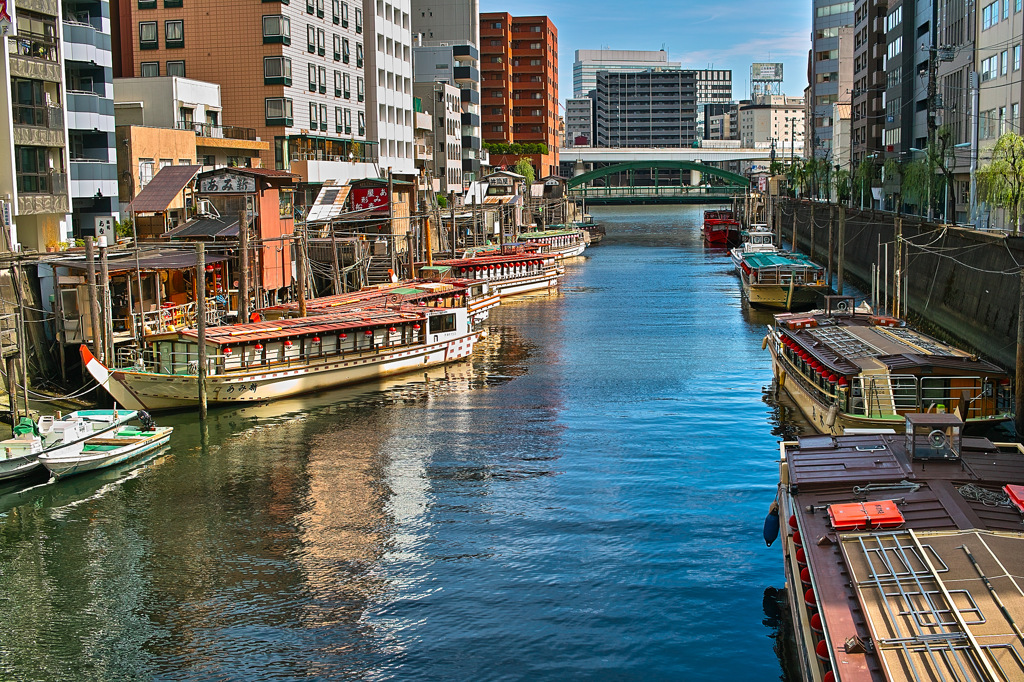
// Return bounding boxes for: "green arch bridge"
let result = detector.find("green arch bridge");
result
[566,161,749,205]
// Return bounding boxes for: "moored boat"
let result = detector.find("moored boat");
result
[83,303,479,411]
[766,296,1013,435]
[39,416,173,480]
[737,250,828,310]
[0,409,140,481]
[773,418,1024,682]
[703,209,741,246]
[431,248,563,300]
[516,228,587,260]
[729,224,777,271]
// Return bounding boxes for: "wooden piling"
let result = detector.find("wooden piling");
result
[238,209,249,324]
[85,236,102,362]
[196,243,208,419]
[450,192,457,258]
[296,231,307,317]
[99,239,114,366]
[6,356,18,423]
[329,223,342,295]
[827,206,834,289]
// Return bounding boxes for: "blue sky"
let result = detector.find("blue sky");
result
[479,0,812,103]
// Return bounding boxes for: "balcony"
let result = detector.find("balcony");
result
[70,158,118,199]
[453,66,479,83]
[177,121,258,141]
[63,21,113,67]
[17,170,70,215]
[67,91,115,132]
[452,44,479,62]
[462,88,481,104]
[461,112,480,127]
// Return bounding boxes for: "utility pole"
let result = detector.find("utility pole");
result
[85,236,102,362]
[99,238,114,366]
[238,210,249,324]
[295,231,307,317]
[449,191,456,258]
[837,205,846,295]
[1017,269,1024,438]
[329,223,342,295]
[969,71,980,228]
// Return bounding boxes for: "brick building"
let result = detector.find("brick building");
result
[479,12,559,177]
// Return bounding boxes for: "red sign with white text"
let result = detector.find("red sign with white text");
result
[352,187,390,212]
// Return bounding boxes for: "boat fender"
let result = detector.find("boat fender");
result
[763,500,780,547]
[778,370,786,388]
[825,403,839,429]
[761,335,769,351]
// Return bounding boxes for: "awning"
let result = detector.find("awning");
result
[55,250,231,274]
[306,182,352,223]
[162,216,240,239]
[128,165,203,212]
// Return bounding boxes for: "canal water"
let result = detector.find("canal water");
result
[0,205,795,681]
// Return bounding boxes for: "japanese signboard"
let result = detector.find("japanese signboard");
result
[489,176,513,186]
[351,187,390,212]
[750,63,784,82]
[94,215,113,237]
[199,173,257,194]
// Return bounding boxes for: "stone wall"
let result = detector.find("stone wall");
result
[780,200,1022,371]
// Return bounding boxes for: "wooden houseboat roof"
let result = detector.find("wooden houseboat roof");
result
[162,305,442,346]
[783,433,1024,681]
[776,313,1007,376]
[433,253,548,267]
[517,229,581,239]
[258,282,472,319]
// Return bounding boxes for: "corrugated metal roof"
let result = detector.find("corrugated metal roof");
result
[55,250,230,274]
[128,165,202,212]
[162,216,240,239]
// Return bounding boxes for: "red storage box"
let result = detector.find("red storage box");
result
[1005,484,1024,514]
[828,500,905,531]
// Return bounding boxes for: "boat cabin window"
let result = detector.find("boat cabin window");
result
[429,314,456,334]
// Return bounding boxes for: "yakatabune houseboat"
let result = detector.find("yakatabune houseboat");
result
[516,228,587,260]
[703,209,741,246]
[738,250,828,310]
[83,304,478,411]
[765,297,1012,436]
[770,415,1024,682]
[431,248,562,299]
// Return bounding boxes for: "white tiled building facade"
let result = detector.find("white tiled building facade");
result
[365,0,416,175]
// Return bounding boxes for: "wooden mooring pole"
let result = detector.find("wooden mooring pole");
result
[1016,268,1024,438]
[296,231,307,317]
[99,239,114,366]
[837,206,846,295]
[85,236,102,362]
[238,210,250,324]
[196,243,208,419]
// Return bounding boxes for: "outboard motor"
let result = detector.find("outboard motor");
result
[138,410,156,431]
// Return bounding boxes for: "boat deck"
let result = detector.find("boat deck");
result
[783,433,1024,681]
[744,251,821,269]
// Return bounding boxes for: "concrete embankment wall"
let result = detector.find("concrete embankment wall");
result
[781,200,1022,371]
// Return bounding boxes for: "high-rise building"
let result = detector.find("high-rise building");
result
[411,0,483,183]
[705,103,739,141]
[851,0,886,167]
[479,12,559,177]
[882,1,934,160]
[413,80,462,193]
[65,0,119,238]
[111,0,382,184]
[809,0,855,158]
[564,97,594,146]
[738,95,806,151]
[935,0,974,222]
[976,0,1022,228]
[572,49,679,98]
[693,69,732,141]
[365,0,416,176]
[593,70,697,148]
[3,3,73,250]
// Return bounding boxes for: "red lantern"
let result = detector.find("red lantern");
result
[339,333,347,339]
[312,336,321,343]
[284,340,293,347]
[388,327,397,332]
[365,329,373,336]
[413,323,420,330]
[838,376,848,386]
[254,343,263,351]
[205,264,214,272]
[224,347,232,355]
[214,263,222,271]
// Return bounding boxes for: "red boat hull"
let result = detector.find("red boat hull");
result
[703,221,741,246]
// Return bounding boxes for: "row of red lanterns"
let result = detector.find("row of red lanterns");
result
[780,336,848,386]
[223,324,421,355]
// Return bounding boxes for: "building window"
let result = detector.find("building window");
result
[332,0,339,23]
[334,70,342,96]
[343,72,350,98]
[139,21,158,49]
[356,42,362,67]
[982,1,998,29]
[138,0,156,8]
[342,37,350,63]
[310,102,318,128]
[309,63,316,91]
[344,108,352,133]
[266,97,294,126]
[358,111,365,135]
[262,15,290,44]
[15,147,54,194]
[982,55,999,81]
[166,60,185,77]
[307,24,315,52]
[357,76,364,101]
[264,56,292,85]
[139,158,155,187]
[140,61,159,77]
[317,28,325,56]
[341,1,349,26]
[306,0,313,12]
[333,34,341,60]
[165,20,183,48]
[354,7,362,32]
[320,104,328,131]
[164,0,182,8]
[1015,45,1022,71]
[316,0,324,18]
[318,66,326,93]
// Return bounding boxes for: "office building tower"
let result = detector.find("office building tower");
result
[593,70,697,147]
[572,49,679,99]
[810,0,855,158]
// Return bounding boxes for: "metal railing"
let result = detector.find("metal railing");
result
[848,374,997,419]
[290,148,378,164]
[176,121,257,141]
[13,104,64,129]
[131,299,220,336]
[17,170,67,195]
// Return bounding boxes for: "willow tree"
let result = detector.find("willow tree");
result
[977,132,1024,234]
[514,158,536,185]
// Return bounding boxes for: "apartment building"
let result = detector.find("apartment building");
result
[113,0,377,184]
[365,0,416,176]
[479,12,559,177]
[564,97,594,146]
[851,0,886,167]
[65,0,119,238]
[976,0,1023,228]
[882,0,934,161]
[810,0,855,158]
[3,1,73,251]
[572,49,679,99]
[413,81,461,193]
[411,0,483,182]
[739,95,806,150]
[694,69,733,141]
[936,0,975,222]
[593,70,698,148]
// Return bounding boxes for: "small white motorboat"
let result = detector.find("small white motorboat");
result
[39,414,173,480]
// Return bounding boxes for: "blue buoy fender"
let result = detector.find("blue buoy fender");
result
[763,500,781,547]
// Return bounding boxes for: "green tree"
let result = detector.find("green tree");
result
[514,158,536,185]
[977,132,1024,234]
[854,158,880,208]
